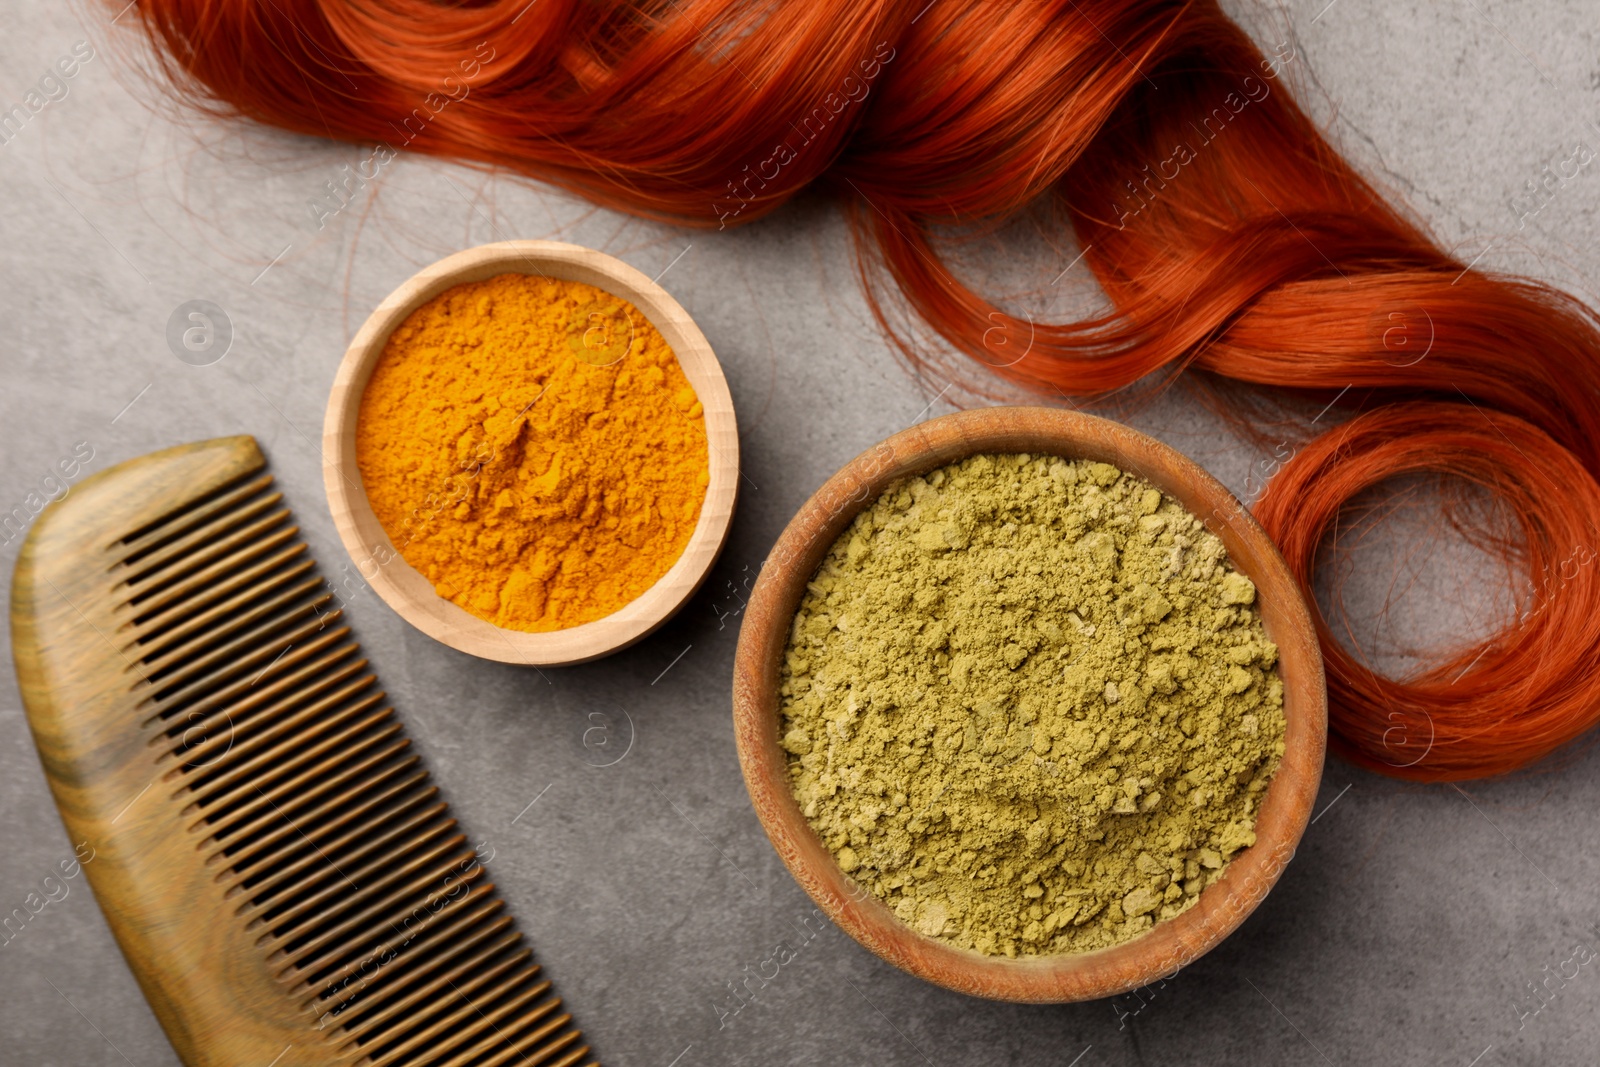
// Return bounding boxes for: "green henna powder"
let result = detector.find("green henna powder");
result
[779,452,1286,957]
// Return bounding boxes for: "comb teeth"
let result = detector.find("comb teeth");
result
[97,466,594,1067]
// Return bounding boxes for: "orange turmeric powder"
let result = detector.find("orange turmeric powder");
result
[356,272,709,632]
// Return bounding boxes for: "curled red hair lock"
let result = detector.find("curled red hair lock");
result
[1255,403,1600,781]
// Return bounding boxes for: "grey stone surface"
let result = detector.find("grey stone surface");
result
[2,1,1599,1065]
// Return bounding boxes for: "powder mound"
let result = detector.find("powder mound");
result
[356,273,709,632]
[780,453,1286,957]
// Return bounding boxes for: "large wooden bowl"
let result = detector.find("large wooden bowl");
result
[733,406,1326,1002]
[324,240,738,666]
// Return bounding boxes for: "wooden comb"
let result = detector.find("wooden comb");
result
[10,436,596,1067]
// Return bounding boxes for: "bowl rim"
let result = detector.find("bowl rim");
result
[322,239,738,666]
[732,405,1326,1002]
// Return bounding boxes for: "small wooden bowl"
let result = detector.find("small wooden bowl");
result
[733,406,1326,1002]
[323,240,738,666]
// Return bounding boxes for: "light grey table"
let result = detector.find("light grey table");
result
[3,2,1598,1064]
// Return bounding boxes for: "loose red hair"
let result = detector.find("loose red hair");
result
[118,0,1600,780]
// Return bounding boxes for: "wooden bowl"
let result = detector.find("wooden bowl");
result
[323,240,738,666]
[733,406,1326,1002]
